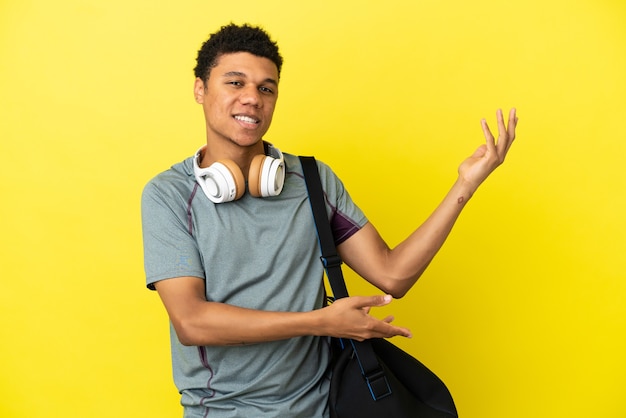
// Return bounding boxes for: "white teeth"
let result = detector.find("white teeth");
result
[235,115,258,124]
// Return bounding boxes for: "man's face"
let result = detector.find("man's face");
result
[195,52,279,149]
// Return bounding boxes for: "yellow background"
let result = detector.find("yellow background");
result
[1,0,625,416]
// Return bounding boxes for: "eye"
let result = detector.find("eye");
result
[227,80,243,87]
[259,86,275,94]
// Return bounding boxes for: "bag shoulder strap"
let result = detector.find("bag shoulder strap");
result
[299,155,393,401]
[299,156,349,299]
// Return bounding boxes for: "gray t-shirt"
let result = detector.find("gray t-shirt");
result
[141,152,367,417]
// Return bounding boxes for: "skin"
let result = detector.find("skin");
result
[193,52,279,177]
[155,52,519,346]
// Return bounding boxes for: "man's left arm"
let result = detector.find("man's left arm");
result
[338,108,518,298]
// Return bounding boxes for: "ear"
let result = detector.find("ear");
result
[194,78,206,103]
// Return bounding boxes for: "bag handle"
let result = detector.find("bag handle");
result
[300,156,393,401]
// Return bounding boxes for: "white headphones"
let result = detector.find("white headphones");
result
[193,143,285,203]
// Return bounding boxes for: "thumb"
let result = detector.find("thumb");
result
[471,143,487,158]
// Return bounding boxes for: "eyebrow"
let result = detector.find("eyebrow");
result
[222,71,278,86]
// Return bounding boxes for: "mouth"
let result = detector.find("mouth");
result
[234,115,260,125]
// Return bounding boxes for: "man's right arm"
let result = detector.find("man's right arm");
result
[154,276,412,346]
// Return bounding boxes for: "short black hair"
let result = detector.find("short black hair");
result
[194,23,283,81]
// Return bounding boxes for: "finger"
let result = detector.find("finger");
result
[382,315,395,323]
[470,143,487,159]
[384,323,413,339]
[507,108,518,140]
[495,108,513,157]
[481,118,493,141]
[496,108,507,140]
[376,316,412,338]
[481,118,496,153]
[498,108,518,156]
[352,294,393,309]
[368,315,413,339]
[365,319,412,339]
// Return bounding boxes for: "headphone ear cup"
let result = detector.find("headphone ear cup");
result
[262,157,285,197]
[248,154,285,198]
[196,159,245,203]
[247,154,266,198]
[217,159,246,201]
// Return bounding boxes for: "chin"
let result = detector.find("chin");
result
[225,138,264,150]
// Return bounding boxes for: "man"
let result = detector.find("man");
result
[141,23,518,417]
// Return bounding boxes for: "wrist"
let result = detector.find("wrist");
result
[304,306,328,338]
[452,176,478,205]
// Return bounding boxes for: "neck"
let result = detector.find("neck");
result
[199,139,266,179]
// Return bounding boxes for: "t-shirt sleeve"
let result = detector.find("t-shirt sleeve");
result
[316,160,368,245]
[141,180,205,290]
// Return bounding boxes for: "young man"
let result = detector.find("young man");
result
[141,23,518,417]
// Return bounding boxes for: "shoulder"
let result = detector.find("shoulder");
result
[142,157,195,203]
[282,153,340,181]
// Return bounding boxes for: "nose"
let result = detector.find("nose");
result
[240,86,261,107]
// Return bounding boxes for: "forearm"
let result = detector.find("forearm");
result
[156,277,412,346]
[153,277,322,346]
[387,176,476,289]
[339,176,477,298]
[168,300,325,346]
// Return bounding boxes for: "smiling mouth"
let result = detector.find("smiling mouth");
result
[234,115,260,124]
